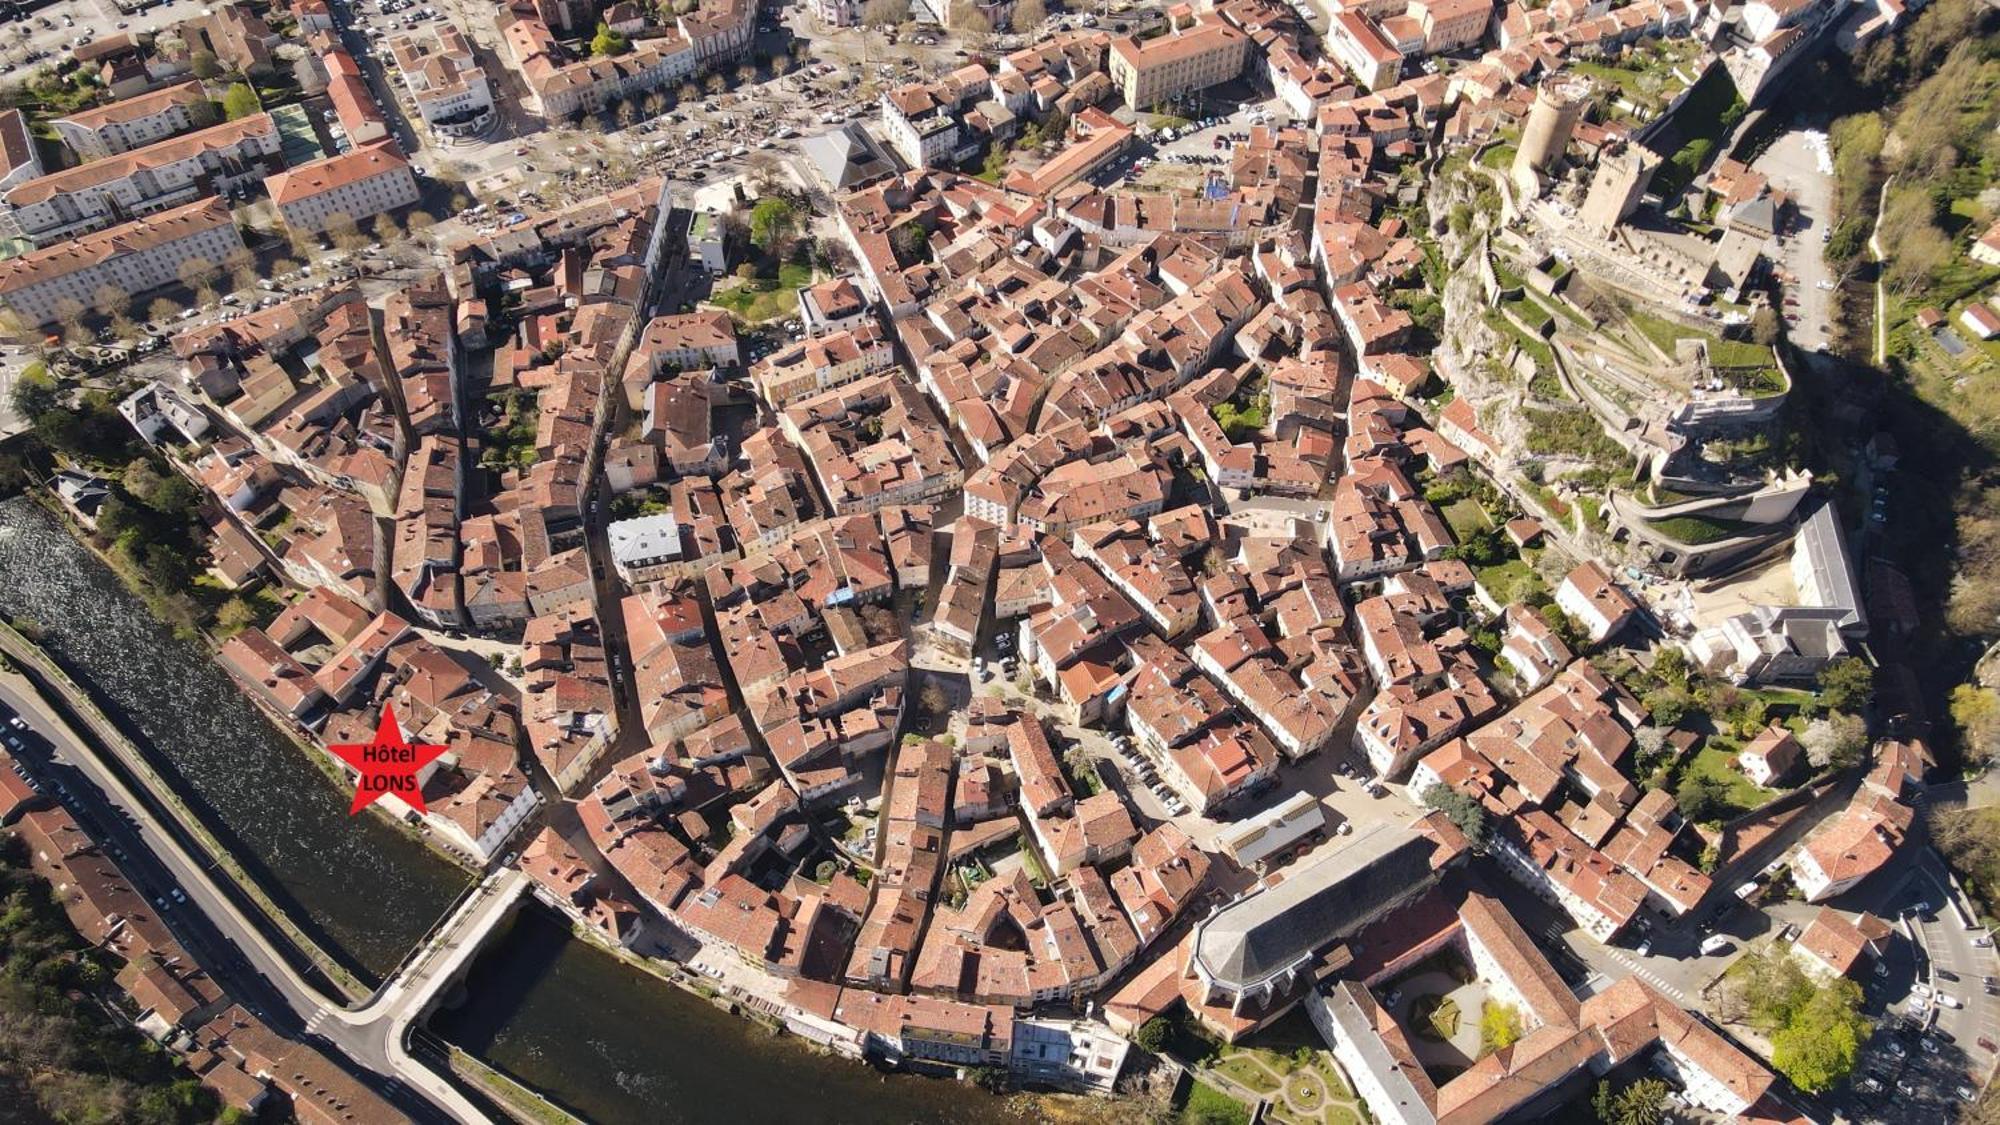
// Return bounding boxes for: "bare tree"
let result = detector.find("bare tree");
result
[736,62,758,86]
[1011,0,1045,28]
[91,284,129,321]
[703,72,726,95]
[146,298,180,326]
[771,51,793,74]
[678,82,700,104]
[861,0,906,27]
[326,213,368,252]
[950,0,992,42]
[177,256,219,294]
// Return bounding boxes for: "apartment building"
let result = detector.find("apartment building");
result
[264,143,421,235]
[389,25,497,138]
[501,10,701,120]
[52,80,215,160]
[1326,12,1402,91]
[0,198,245,328]
[2,113,279,245]
[1411,0,1493,53]
[1105,18,1248,110]
[0,110,44,204]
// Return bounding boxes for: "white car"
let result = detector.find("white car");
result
[1699,934,1733,956]
[1939,992,1963,1009]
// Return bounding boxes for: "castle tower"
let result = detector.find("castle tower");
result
[1579,141,1658,236]
[1510,74,1592,198]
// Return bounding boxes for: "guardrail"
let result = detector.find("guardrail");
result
[0,618,368,1001]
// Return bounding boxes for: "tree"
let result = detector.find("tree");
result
[10,362,57,420]
[221,82,260,120]
[146,298,180,326]
[325,213,367,252]
[861,0,906,27]
[890,222,928,263]
[918,679,949,716]
[1420,783,1489,850]
[1801,711,1868,770]
[748,195,800,256]
[1479,1001,1521,1051]
[736,63,758,86]
[1769,978,1868,1092]
[1012,0,1046,27]
[1951,684,2000,767]
[590,22,630,56]
[1063,745,1098,791]
[949,0,992,40]
[1132,1016,1172,1053]
[704,72,727,95]
[771,51,793,75]
[370,213,402,245]
[176,256,218,292]
[1749,304,1781,345]
[1642,682,1694,727]
[1677,773,1732,824]
[1592,1077,1669,1125]
[215,597,260,637]
[190,49,221,79]
[1817,656,1874,713]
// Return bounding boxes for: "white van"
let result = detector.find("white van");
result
[1698,934,1732,956]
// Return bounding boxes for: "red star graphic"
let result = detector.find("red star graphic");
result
[327,704,448,816]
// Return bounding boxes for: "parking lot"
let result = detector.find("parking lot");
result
[0,0,215,78]
[1751,121,1839,354]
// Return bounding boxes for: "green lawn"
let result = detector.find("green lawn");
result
[1479,143,1518,171]
[1647,513,1761,545]
[709,262,814,323]
[1442,497,1493,539]
[1213,1055,1282,1095]
[1184,1081,1250,1125]
[1677,744,1771,816]
[1477,559,1546,606]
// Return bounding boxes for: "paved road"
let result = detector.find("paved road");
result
[0,671,491,1124]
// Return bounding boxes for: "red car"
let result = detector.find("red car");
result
[1980,1037,1997,1054]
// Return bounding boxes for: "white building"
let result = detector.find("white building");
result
[120,381,212,445]
[0,198,246,328]
[52,80,213,160]
[2,113,279,245]
[1214,791,1325,867]
[608,514,684,587]
[1554,560,1639,643]
[388,26,497,138]
[264,144,422,235]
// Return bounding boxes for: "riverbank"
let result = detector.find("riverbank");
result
[31,484,488,877]
[0,641,369,1001]
[0,498,468,981]
[431,903,1040,1125]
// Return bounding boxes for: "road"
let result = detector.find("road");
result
[0,670,495,1124]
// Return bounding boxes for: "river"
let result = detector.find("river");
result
[0,497,1025,1124]
[0,497,467,980]
[431,905,1023,1125]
